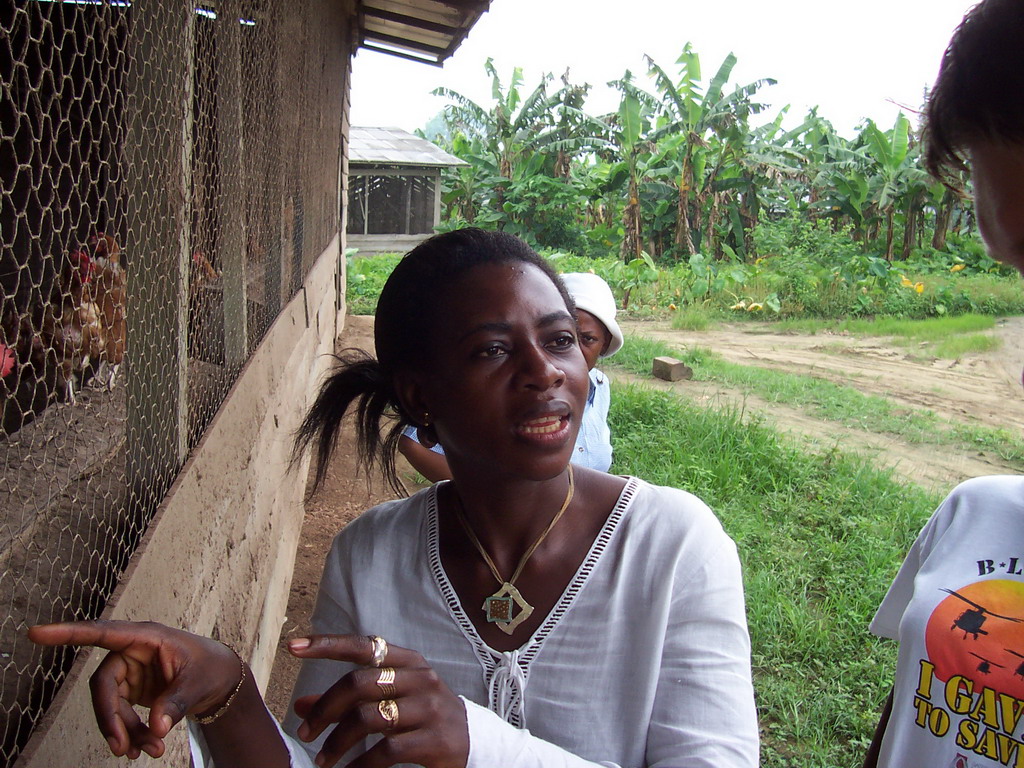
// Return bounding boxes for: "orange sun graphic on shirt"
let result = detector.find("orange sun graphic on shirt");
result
[925,580,1024,699]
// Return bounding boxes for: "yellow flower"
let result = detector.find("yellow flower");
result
[730,301,747,310]
[914,282,925,293]
[900,275,913,287]
[950,264,965,272]
[747,302,763,312]
[669,303,678,311]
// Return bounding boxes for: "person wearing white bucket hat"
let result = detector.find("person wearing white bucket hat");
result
[560,272,622,472]
[399,271,624,477]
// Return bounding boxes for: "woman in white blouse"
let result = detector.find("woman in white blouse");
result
[30,228,758,768]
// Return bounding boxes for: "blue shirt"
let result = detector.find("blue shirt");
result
[571,368,613,472]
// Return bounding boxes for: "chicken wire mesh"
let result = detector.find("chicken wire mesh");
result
[0,0,345,764]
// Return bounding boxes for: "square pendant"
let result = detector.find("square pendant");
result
[484,595,513,622]
[482,582,534,635]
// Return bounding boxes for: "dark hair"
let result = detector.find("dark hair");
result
[293,228,572,494]
[924,0,1024,181]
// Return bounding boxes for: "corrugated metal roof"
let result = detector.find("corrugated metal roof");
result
[357,0,491,66]
[349,126,467,167]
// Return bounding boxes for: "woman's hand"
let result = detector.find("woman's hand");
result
[28,620,243,760]
[289,634,469,768]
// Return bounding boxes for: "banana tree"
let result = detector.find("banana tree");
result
[583,72,660,261]
[928,178,967,251]
[435,62,607,235]
[437,131,504,224]
[644,45,775,257]
[433,60,561,204]
[861,113,930,261]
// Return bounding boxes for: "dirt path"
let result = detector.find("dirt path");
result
[265,313,1024,715]
[623,316,1024,433]
[619,316,1024,489]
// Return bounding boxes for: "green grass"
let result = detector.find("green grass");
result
[773,314,997,337]
[610,334,1024,467]
[932,333,1001,358]
[670,303,718,331]
[771,314,1002,360]
[776,315,1003,361]
[346,252,403,315]
[608,385,938,768]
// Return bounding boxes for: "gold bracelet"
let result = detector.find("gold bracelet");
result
[192,643,246,726]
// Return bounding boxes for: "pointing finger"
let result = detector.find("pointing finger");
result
[29,621,160,658]
[288,635,420,668]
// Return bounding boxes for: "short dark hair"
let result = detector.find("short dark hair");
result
[293,228,573,494]
[924,0,1024,180]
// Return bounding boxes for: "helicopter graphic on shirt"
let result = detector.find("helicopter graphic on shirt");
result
[1005,648,1024,680]
[967,651,1007,675]
[940,588,1024,640]
[925,582,1024,701]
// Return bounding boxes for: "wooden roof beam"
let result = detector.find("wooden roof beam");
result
[361,7,461,35]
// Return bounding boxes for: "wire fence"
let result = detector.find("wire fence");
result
[0,1,346,764]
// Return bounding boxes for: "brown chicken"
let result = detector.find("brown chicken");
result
[45,248,104,404]
[192,249,220,285]
[87,233,127,389]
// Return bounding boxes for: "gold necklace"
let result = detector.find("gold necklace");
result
[452,465,575,635]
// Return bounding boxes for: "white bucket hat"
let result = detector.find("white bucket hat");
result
[560,272,623,358]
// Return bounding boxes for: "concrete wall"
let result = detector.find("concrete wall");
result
[17,236,346,768]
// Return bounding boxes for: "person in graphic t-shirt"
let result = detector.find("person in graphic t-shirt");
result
[863,2,1024,767]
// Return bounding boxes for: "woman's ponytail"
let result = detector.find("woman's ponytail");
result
[292,349,408,495]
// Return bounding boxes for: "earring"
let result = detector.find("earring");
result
[422,412,431,426]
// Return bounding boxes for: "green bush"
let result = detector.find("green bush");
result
[346,232,1024,322]
[346,252,402,315]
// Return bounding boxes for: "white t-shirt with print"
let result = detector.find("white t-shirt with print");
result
[870,475,1024,768]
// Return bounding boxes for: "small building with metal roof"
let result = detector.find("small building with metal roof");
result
[347,125,467,254]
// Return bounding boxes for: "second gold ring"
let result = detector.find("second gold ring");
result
[376,666,397,699]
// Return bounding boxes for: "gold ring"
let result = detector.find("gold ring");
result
[368,635,388,667]
[378,698,399,730]
[376,667,397,699]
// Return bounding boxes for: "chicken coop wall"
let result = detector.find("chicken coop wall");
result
[0,1,354,765]
[346,166,443,255]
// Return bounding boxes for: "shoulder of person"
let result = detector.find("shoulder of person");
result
[944,474,1024,508]
[925,474,1024,538]
[616,479,738,582]
[622,478,726,540]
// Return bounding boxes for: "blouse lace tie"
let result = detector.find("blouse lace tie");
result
[487,648,527,723]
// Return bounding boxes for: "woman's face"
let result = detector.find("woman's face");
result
[410,262,590,481]
[575,309,611,371]
[971,141,1024,276]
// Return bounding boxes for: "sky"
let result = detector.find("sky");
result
[349,0,980,139]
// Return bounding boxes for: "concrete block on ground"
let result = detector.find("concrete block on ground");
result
[652,356,693,382]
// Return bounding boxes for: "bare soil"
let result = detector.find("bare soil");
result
[619,316,1024,491]
[264,314,1024,716]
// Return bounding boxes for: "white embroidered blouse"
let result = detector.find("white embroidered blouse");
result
[266,477,759,767]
